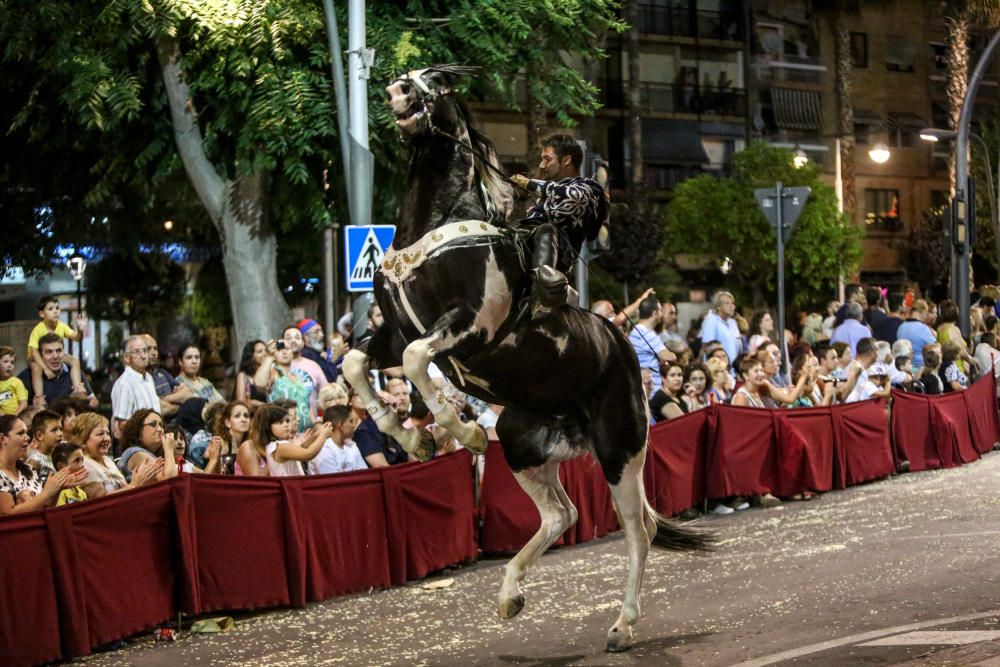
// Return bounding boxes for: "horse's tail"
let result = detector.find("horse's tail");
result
[638,448,715,553]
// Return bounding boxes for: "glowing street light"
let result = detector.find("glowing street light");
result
[868,142,891,164]
[792,145,809,169]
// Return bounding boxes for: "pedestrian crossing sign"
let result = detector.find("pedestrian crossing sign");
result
[344,225,396,292]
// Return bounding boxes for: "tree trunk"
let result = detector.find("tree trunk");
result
[946,12,970,198]
[833,13,856,220]
[525,67,547,173]
[157,37,290,351]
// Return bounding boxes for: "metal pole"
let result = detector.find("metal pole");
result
[955,28,1000,338]
[321,0,354,224]
[348,0,372,228]
[834,136,845,303]
[323,227,335,338]
[775,181,787,377]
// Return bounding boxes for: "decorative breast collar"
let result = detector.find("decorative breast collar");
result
[380,220,504,286]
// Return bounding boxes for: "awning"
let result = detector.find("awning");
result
[699,121,747,138]
[853,108,882,126]
[641,120,710,165]
[771,87,822,130]
[889,112,926,130]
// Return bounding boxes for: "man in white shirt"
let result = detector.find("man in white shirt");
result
[308,405,366,474]
[110,335,160,439]
[975,332,1000,384]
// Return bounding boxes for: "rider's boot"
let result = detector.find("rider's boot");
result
[532,225,573,310]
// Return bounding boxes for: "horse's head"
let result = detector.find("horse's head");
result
[386,65,478,139]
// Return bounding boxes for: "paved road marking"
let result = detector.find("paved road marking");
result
[859,630,1000,646]
[732,610,1000,667]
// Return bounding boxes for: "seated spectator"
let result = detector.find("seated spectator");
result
[683,363,710,411]
[252,403,331,476]
[110,335,160,439]
[732,357,767,407]
[256,340,315,432]
[666,340,692,366]
[830,302,871,357]
[789,354,833,407]
[940,340,970,392]
[815,341,839,381]
[164,425,220,474]
[116,409,180,483]
[187,401,227,469]
[309,405,366,474]
[874,341,911,388]
[975,332,1000,382]
[316,382,350,414]
[26,409,62,478]
[842,338,892,403]
[650,362,689,422]
[762,341,789,388]
[891,339,913,374]
[176,344,224,403]
[705,357,733,404]
[235,340,269,409]
[477,403,502,441]
[66,412,161,499]
[747,310,775,356]
[141,334,193,418]
[213,400,251,475]
[800,313,825,346]
[298,319,340,383]
[48,396,90,434]
[236,407,270,477]
[0,346,27,415]
[920,348,944,394]
[830,341,852,380]
[936,300,972,374]
[754,349,808,406]
[386,378,412,422]
[51,442,89,505]
[897,299,937,370]
[26,295,87,406]
[18,334,99,411]
[0,414,85,515]
[354,407,411,468]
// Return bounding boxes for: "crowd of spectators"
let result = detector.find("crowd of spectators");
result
[0,298,487,517]
[3,282,1000,521]
[608,283,1000,515]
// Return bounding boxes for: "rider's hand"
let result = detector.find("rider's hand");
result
[509,174,530,190]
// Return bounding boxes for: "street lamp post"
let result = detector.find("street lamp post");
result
[67,253,87,357]
[955,28,1000,338]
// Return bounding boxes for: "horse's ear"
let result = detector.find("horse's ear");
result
[429,64,480,83]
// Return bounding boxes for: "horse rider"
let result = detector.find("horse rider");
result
[510,133,609,309]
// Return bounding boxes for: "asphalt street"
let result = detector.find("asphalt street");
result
[77,449,1000,666]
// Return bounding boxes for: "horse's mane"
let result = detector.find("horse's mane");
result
[454,96,514,222]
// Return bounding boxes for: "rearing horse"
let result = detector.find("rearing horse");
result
[341,65,712,652]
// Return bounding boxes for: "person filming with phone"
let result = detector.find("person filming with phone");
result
[254,338,316,432]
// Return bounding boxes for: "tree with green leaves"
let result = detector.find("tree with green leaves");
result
[663,142,863,307]
[1,0,622,349]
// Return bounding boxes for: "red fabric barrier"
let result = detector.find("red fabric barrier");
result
[773,408,835,496]
[0,514,61,667]
[647,410,709,515]
[298,470,392,601]
[189,476,292,612]
[64,484,178,651]
[706,406,779,497]
[891,390,940,471]
[964,373,1000,454]
[560,455,618,545]
[381,450,477,584]
[831,399,894,487]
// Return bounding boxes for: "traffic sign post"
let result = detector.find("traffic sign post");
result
[344,224,395,292]
[754,182,810,377]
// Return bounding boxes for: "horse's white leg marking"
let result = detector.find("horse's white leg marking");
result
[402,337,487,454]
[498,459,577,620]
[605,449,650,652]
[342,349,427,456]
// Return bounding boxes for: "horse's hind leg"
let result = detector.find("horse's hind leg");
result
[498,458,577,619]
[604,448,650,652]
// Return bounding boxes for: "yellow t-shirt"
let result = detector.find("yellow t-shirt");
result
[0,376,28,415]
[28,320,76,351]
[56,486,88,506]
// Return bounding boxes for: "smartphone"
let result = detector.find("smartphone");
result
[276,340,287,350]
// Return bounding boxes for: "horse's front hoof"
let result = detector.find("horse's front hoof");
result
[406,428,436,462]
[466,426,488,455]
[604,626,633,653]
[498,594,525,619]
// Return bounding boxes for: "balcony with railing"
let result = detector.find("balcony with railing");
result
[753,53,826,85]
[636,4,743,42]
[600,81,747,118]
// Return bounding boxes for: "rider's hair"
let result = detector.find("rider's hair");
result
[540,133,583,171]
